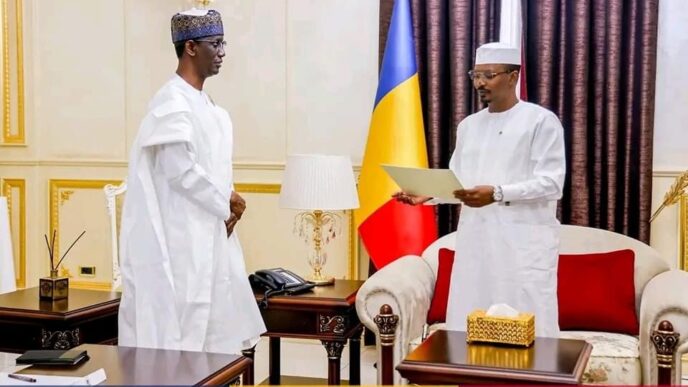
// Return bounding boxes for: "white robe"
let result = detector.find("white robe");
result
[118,75,266,353]
[445,101,566,337]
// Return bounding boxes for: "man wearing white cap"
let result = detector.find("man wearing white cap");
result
[118,9,266,353]
[395,42,565,337]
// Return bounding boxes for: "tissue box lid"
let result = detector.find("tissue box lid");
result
[469,309,535,323]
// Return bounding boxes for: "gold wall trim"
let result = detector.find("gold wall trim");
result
[1,178,25,287]
[2,0,24,145]
[0,160,129,167]
[680,194,687,271]
[235,183,281,194]
[49,179,122,278]
[69,281,113,291]
[348,207,358,280]
[235,183,359,280]
[2,0,10,142]
[0,160,363,173]
[234,163,362,172]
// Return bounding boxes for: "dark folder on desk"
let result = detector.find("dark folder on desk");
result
[16,349,89,366]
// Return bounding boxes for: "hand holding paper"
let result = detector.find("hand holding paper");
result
[382,165,463,204]
[453,185,495,208]
[391,191,432,206]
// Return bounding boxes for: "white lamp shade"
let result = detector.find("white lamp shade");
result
[279,154,360,210]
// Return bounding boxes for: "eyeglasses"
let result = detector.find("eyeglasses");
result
[194,39,228,51]
[467,70,513,81]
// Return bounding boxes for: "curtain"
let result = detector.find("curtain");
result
[522,0,659,242]
[379,0,501,235]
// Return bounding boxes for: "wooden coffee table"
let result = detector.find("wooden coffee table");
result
[14,343,253,385]
[397,330,592,385]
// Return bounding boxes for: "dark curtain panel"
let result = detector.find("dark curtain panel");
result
[522,0,658,242]
[379,0,501,236]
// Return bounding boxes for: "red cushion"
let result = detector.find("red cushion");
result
[426,248,455,324]
[558,249,638,335]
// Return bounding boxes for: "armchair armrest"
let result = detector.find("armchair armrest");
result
[355,255,435,384]
[639,269,688,385]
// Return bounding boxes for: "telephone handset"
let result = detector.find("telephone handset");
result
[249,268,315,307]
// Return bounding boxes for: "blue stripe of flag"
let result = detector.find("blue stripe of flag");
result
[374,0,417,107]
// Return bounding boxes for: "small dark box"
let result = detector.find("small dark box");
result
[39,276,69,300]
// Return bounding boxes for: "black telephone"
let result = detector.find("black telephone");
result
[249,268,315,307]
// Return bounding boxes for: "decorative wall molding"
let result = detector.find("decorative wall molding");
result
[681,195,687,271]
[0,160,363,172]
[1,0,24,145]
[49,179,121,291]
[235,183,281,194]
[68,281,113,291]
[235,183,359,280]
[0,160,129,167]
[1,178,25,287]
[653,170,687,178]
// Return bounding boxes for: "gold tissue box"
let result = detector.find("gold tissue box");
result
[466,309,535,347]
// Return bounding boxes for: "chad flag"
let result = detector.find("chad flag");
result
[355,0,437,270]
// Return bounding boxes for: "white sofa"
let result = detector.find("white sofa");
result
[356,225,688,385]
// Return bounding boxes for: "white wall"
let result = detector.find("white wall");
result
[1,0,686,290]
[0,0,379,289]
[650,0,688,268]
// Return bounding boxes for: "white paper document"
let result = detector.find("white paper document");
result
[0,368,106,385]
[382,164,463,204]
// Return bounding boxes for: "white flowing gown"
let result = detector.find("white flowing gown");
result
[118,75,265,353]
[445,101,566,337]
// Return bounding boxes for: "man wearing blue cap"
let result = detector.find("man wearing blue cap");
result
[118,9,266,353]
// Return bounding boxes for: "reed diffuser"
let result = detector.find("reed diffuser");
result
[39,230,85,300]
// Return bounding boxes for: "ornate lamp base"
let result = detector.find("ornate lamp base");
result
[308,274,335,286]
[39,275,69,301]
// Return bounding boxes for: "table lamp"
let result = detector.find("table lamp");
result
[279,154,359,285]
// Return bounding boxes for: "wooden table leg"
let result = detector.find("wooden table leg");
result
[349,328,362,385]
[322,340,345,385]
[241,346,255,385]
[269,337,281,385]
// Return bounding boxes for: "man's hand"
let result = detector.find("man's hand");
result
[392,191,432,206]
[453,185,495,208]
[225,213,239,237]
[230,191,246,220]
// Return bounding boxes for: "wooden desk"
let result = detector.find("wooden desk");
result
[15,343,252,385]
[397,330,592,385]
[0,287,120,352]
[249,280,364,385]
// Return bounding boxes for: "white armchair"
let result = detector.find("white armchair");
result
[104,181,126,291]
[356,225,688,385]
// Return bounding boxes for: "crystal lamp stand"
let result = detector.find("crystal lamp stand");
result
[294,210,341,286]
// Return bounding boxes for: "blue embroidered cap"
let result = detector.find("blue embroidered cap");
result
[171,9,223,44]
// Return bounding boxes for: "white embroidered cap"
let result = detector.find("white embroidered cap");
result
[475,42,521,65]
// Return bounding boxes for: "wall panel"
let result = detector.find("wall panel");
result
[49,179,122,290]
[1,178,25,287]
[236,183,358,280]
[124,0,184,155]
[206,0,288,164]
[285,0,377,164]
[1,0,24,145]
[34,0,126,160]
